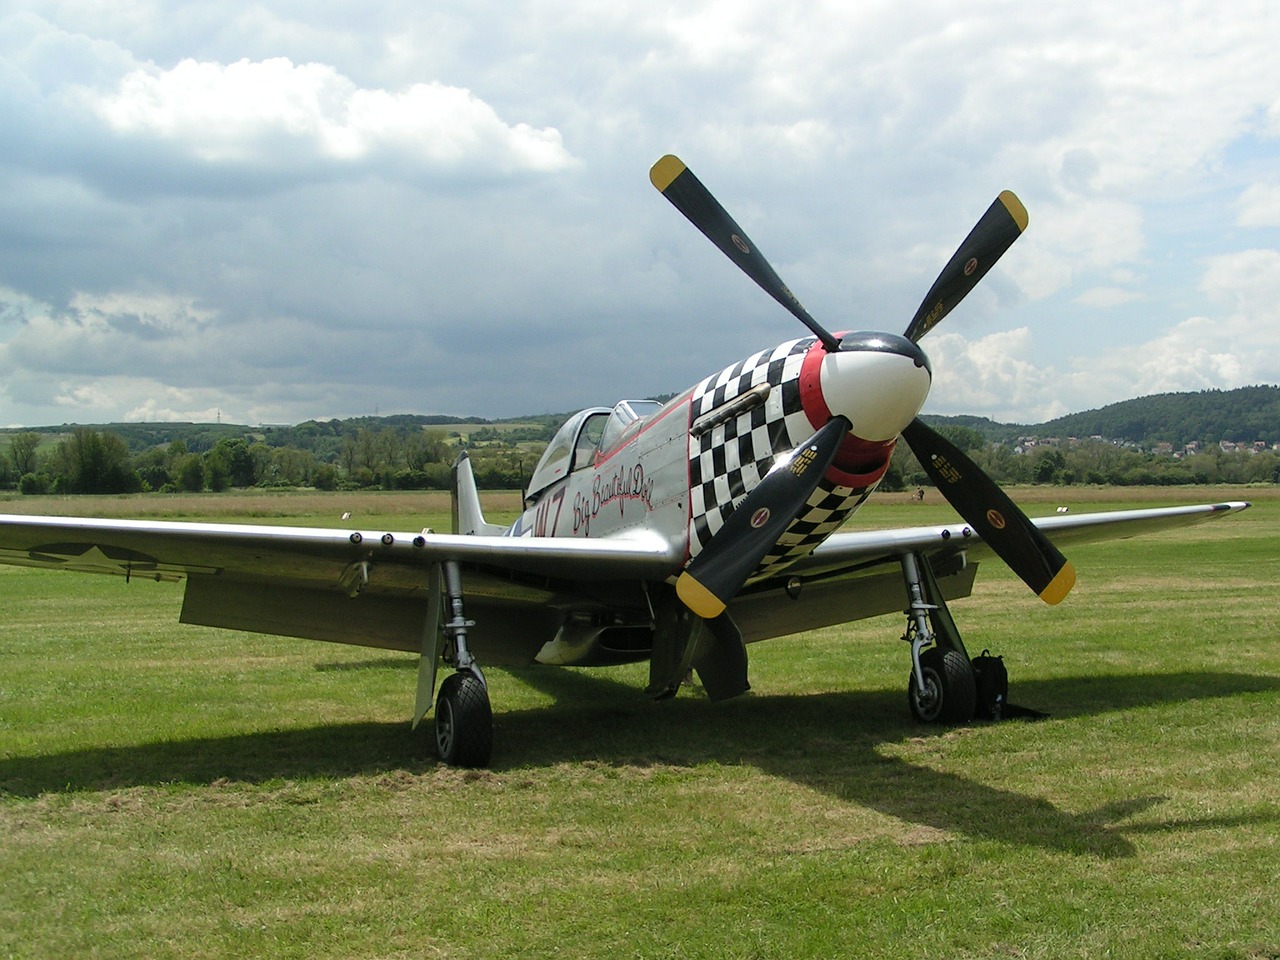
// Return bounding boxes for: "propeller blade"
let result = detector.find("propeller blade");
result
[677,417,850,618]
[903,191,1028,343]
[902,419,1074,604]
[650,154,842,351]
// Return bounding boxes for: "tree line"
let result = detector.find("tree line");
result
[882,425,1280,491]
[5,384,1280,498]
[4,421,1277,498]
[0,425,541,495]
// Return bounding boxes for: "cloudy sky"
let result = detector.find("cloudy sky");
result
[2,1,1278,428]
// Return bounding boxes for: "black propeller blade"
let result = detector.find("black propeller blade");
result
[902,418,1075,604]
[650,154,843,352]
[903,191,1028,343]
[677,417,851,619]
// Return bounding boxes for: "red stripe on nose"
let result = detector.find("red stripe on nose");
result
[798,339,899,479]
[798,339,833,429]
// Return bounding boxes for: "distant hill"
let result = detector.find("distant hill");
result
[923,385,1280,448]
[2,414,551,456]
[918,413,1022,444]
[1035,386,1280,446]
[5,385,1278,454]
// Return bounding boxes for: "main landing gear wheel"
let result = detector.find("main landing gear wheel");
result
[908,647,976,724]
[434,672,493,768]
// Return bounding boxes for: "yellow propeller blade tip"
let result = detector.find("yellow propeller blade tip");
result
[998,190,1029,232]
[676,571,726,619]
[650,154,687,192]
[1038,561,1076,605]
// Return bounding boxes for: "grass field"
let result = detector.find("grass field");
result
[2,486,1278,959]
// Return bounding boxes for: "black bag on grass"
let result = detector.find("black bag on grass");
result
[971,649,1050,720]
[971,650,1008,720]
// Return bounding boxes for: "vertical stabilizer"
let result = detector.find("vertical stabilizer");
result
[452,453,507,536]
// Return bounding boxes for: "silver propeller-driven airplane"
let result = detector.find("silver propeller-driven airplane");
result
[0,155,1249,767]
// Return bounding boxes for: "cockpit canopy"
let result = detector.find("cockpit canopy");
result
[599,399,663,453]
[525,399,663,503]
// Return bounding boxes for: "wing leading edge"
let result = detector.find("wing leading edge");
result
[0,501,1249,596]
[778,504,1249,586]
[0,514,680,588]
[785,500,1251,579]
[0,501,1249,654]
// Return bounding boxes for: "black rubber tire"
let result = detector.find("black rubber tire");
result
[908,647,977,724]
[434,672,493,768]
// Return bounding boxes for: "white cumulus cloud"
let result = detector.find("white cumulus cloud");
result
[84,56,577,172]
[924,327,1066,422]
[1237,183,1280,227]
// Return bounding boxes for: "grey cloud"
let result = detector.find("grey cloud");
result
[1,1,1278,428]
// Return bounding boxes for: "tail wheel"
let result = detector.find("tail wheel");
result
[908,647,976,724]
[434,672,493,768]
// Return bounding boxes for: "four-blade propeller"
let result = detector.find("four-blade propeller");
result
[651,153,1074,612]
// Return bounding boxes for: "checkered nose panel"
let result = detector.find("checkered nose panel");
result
[752,479,875,581]
[687,337,881,580]
[688,338,811,554]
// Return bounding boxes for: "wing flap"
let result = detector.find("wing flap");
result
[732,562,979,644]
[181,574,431,652]
[180,573,563,663]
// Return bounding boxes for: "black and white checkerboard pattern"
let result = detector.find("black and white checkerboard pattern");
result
[753,479,874,580]
[687,337,878,580]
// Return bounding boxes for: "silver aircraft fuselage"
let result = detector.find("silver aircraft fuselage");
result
[510,332,933,589]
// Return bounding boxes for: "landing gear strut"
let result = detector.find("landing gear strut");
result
[900,552,976,724]
[414,560,493,768]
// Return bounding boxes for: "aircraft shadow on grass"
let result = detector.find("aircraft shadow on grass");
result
[4,666,1278,859]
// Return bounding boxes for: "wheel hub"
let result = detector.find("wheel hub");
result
[435,699,455,757]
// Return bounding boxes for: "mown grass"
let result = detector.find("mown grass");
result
[1,487,1278,959]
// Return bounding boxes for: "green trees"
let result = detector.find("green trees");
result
[9,432,40,476]
[206,438,257,489]
[175,453,207,492]
[883,432,1277,493]
[1,422,487,494]
[48,428,143,494]
[3,397,1276,498]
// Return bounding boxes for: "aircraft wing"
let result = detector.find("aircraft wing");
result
[0,514,679,584]
[728,501,1250,643]
[0,513,681,656]
[0,501,1249,653]
[788,500,1251,578]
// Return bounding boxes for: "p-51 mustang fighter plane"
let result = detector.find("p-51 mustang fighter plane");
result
[0,155,1249,767]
